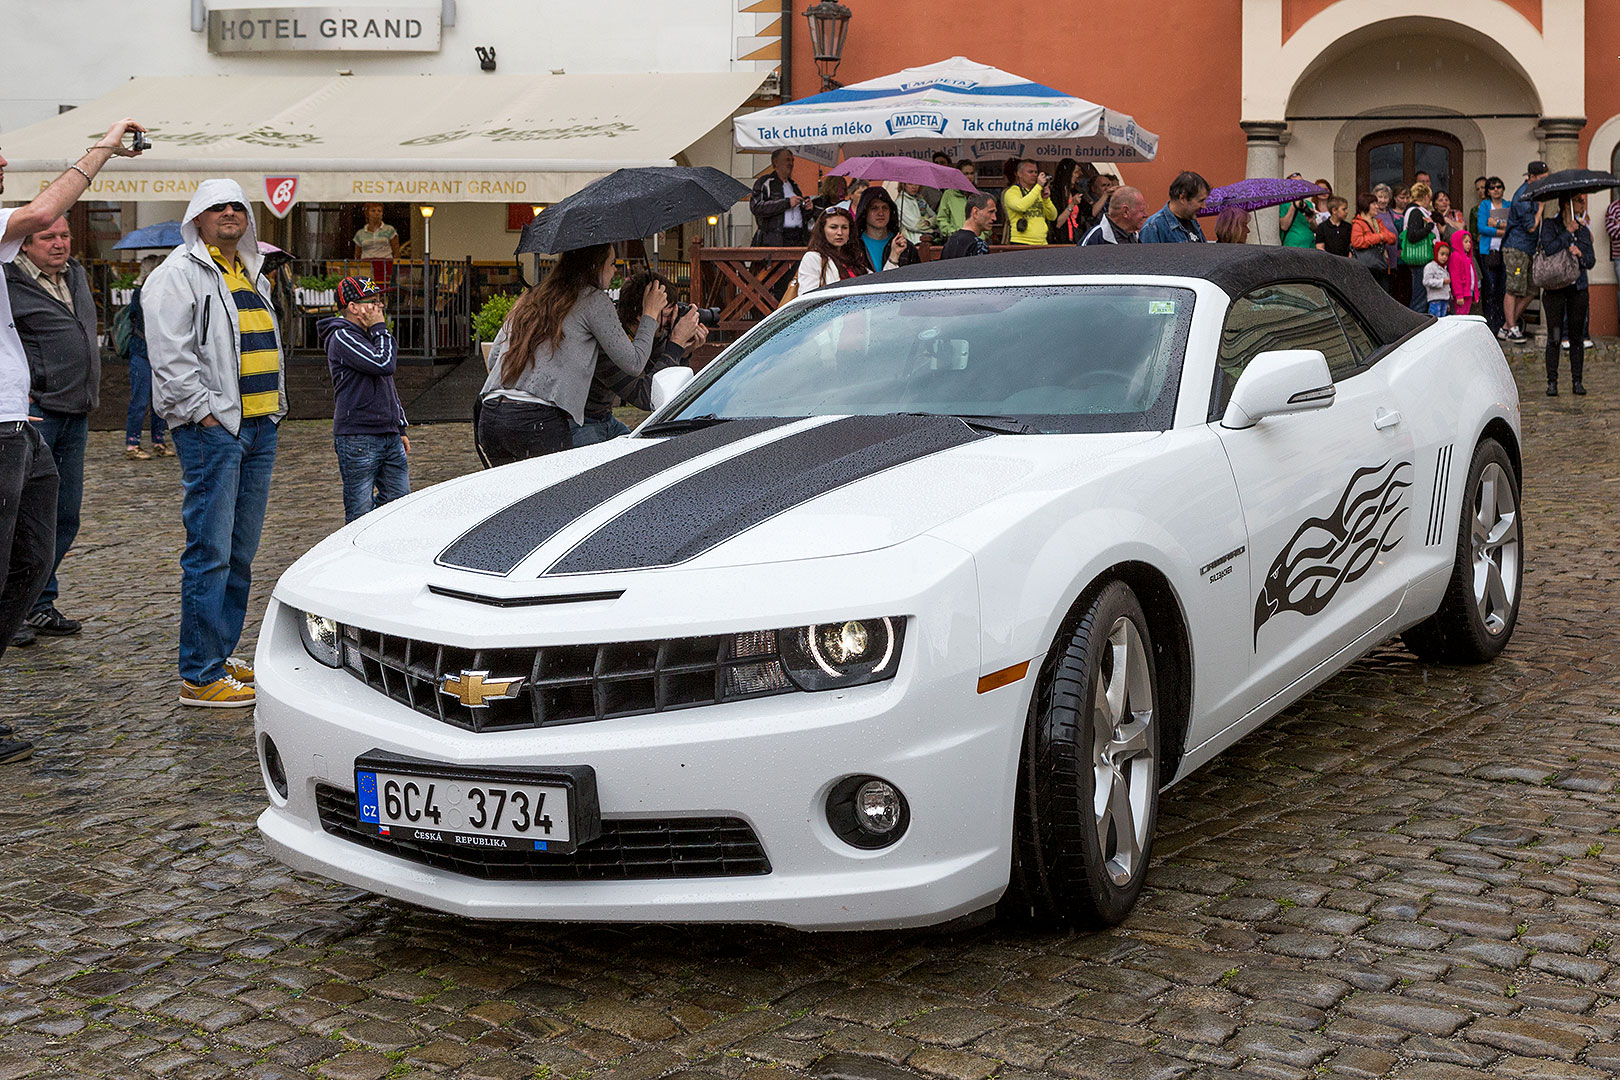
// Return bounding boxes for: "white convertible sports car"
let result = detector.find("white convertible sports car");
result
[255,245,1521,929]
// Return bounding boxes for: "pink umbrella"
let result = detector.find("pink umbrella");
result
[827,156,979,193]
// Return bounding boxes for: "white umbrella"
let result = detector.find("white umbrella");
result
[734,57,1157,166]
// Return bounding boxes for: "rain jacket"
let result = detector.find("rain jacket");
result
[1447,229,1479,305]
[141,178,286,434]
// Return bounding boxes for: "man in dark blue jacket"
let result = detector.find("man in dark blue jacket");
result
[1500,160,1547,341]
[319,277,409,523]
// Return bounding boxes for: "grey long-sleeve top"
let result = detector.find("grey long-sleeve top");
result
[481,288,658,424]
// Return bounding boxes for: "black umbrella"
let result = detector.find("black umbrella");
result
[516,166,749,254]
[1524,168,1620,201]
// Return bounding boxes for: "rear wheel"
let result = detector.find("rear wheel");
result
[1011,581,1160,926]
[1402,438,1522,663]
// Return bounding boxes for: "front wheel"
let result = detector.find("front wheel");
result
[1011,581,1161,926]
[1402,438,1522,663]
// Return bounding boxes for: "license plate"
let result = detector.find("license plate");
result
[354,753,600,854]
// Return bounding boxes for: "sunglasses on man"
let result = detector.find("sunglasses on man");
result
[205,201,248,214]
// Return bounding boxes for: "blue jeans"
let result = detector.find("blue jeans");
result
[125,339,169,446]
[570,415,631,447]
[1408,266,1428,312]
[171,417,278,684]
[28,410,87,614]
[1428,300,1449,318]
[335,433,410,523]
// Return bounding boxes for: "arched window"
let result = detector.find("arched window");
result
[1357,129,1464,208]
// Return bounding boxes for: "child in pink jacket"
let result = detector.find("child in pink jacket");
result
[1449,228,1480,315]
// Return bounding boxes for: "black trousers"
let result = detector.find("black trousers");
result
[476,397,573,467]
[0,421,59,663]
[1542,286,1587,385]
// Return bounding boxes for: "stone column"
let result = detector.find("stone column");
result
[1242,121,1289,245]
[1540,117,1586,173]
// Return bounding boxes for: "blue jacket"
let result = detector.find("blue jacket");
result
[1137,203,1206,244]
[1503,181,1540,253]
[1537,217,1596,290]
[319,315,407,435]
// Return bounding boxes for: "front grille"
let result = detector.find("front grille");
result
[339,624,793,732]
[315,784,771,880]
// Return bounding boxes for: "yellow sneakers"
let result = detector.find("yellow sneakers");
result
[180,674,256,708]
[224,656,255,684]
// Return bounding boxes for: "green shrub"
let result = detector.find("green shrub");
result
[297,273,341,291]
[473,292,518,342]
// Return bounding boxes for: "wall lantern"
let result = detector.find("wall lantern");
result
[803,1,852,92]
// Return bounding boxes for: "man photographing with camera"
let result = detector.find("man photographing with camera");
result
[0,117,147,764]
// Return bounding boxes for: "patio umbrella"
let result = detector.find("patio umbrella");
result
[1524,168,1620,201]
[1197,177,1329,217]
[113,220,182,250]
[734,56,1157,167]
[516,166,749,255]
[828,156,978,193]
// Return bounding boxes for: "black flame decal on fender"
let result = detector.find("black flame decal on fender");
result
[1253,460,1413,649]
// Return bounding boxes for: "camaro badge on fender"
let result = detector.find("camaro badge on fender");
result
[441,670,526,708]
[1253,459,1413,649]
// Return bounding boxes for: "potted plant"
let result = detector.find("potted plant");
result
[473,292,517,368]
[110,269,138,306]
[295,273,341,308]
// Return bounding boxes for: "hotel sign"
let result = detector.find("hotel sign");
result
[208,6,441,53]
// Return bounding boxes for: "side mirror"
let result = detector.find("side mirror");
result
[649,366,696,412]
[1221,349,1335,430]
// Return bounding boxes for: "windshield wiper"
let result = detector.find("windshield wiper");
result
[639,414,730,436]
[897,412,1034,435]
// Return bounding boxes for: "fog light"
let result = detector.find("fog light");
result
[826,775,909,849]
[262,734,288,799]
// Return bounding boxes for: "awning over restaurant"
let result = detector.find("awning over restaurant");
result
[0,72,768,208]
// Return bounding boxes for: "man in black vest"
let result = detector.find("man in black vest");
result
[749,149,809,247]
[4,215,99,646]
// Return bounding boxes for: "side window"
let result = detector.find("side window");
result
[1326,294,1377,366]
[1211,283,1359,417]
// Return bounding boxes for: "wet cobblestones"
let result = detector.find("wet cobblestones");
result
[2,346,1619,1078]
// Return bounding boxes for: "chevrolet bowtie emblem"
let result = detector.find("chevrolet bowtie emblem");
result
[440,670,526,708]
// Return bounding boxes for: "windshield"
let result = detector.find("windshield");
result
[658,285,1195,434]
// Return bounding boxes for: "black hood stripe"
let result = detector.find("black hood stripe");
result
[544,415,989,577]
[438,418,795,575]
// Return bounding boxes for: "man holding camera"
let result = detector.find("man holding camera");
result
[574,270,708,446]
[0,117,147,764]
[1003,160,1058,246]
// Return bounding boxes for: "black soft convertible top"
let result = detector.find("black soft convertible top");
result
[822,243,1431,346]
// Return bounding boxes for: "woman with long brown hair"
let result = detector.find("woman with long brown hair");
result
[794,207,868,294]
[478,243,665,465]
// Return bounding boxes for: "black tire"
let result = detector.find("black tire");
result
[1010,580,1161,926]
[1402,439,1522,663]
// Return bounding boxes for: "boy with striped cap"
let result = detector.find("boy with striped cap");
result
[144,179,286,707]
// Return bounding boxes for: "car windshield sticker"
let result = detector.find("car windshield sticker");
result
[437,417,795,575]
[544,414,991,576]
[1149,300,1176,314]
[1253,459,1413,648]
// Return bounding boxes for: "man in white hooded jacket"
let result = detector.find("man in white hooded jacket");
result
[143,179,287,708]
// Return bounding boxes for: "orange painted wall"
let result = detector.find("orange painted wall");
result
[788,0,1248,212]
[1282,0,1541,42]
[1585,8,1620,334]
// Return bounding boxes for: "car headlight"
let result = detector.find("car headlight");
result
[299,611,342,667]
[779,616,904,691]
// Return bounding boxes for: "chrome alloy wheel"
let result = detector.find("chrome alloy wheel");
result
[1471,461,1520,636]
[1090,616,1156,886]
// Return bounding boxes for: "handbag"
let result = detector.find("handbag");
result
[1399,229,1434,267]
[1531,241,1579,291]
[1352,244,1386,270]
[777,278,800,308]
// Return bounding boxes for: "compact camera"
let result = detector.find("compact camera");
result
[676,303,721,327]
[125,129,151,153]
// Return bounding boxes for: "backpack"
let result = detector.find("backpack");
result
[112,302,137,358]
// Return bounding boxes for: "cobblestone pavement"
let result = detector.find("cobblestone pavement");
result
[2,345,1618,1080]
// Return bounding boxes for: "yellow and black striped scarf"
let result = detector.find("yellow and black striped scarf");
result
[209,246,281,418]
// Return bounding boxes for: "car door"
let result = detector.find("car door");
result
[1212,283,1417,709]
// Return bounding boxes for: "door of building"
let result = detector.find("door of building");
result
[1357,129,1463,208]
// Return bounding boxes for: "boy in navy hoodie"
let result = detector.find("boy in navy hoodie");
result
[319,277,409,522]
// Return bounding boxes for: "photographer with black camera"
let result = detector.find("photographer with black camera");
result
[573,270,707,447]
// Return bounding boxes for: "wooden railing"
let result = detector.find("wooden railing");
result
[688,238,1046,362]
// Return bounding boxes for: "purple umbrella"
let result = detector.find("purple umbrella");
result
[828,156,979,193]
[1197,177,1329,217]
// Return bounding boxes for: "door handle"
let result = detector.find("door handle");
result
[1373,408,1403,430]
